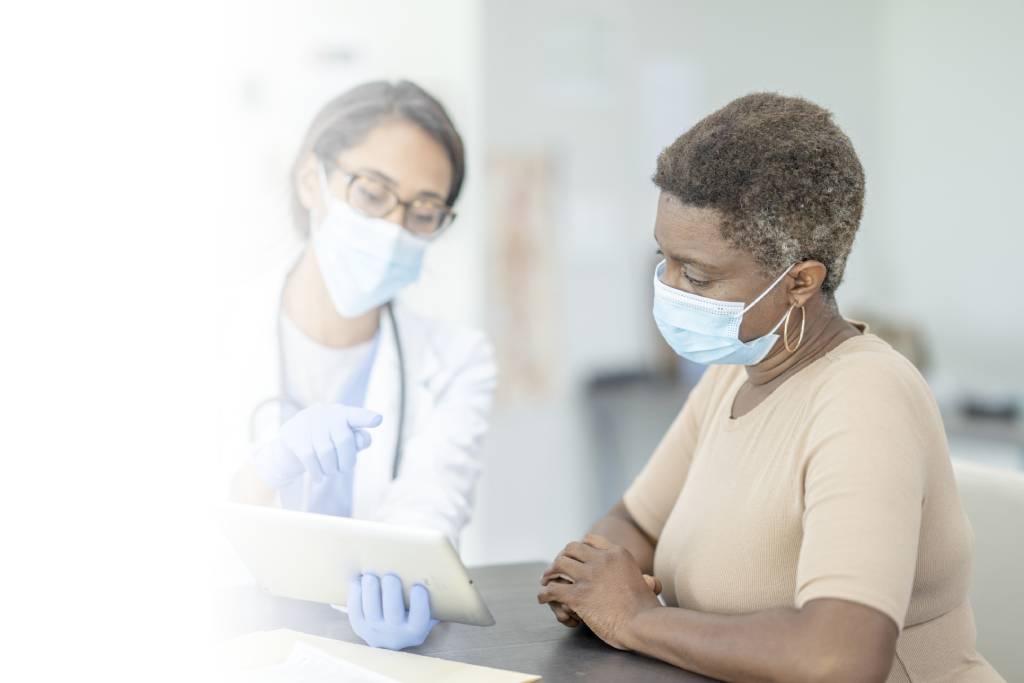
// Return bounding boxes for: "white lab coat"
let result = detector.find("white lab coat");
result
[217,249,497,545]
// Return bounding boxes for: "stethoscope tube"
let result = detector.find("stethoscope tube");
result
[385,300,406,480]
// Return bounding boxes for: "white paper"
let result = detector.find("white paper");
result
[231,641,400,683]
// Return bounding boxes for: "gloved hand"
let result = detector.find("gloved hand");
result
[250,403,382,490]
[347,573,438,650]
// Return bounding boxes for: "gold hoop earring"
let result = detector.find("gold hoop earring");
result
[784,304,806,353]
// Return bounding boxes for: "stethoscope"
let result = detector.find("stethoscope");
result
[248,299,407,481]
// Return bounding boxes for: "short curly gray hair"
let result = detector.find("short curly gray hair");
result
[653,93,865,293]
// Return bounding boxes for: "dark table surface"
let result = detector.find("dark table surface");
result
[218,561,717,682]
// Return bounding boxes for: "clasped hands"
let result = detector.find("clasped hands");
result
[537,534,663,651]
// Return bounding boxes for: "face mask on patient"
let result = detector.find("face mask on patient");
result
[652,260,793,366]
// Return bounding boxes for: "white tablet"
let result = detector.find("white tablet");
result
[220,502,495,627]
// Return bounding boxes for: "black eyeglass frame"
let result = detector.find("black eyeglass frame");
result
[322,161,457,239]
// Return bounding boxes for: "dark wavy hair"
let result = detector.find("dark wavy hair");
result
[653,92,865,293]
[290,80,465,236]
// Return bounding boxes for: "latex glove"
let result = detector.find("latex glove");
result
[347,573,438,650]
[251,403,382,490]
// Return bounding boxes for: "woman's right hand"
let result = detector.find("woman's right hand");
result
[545,570,661,629]
[250,403,382,489]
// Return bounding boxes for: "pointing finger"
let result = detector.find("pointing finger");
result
[344,407,383,429]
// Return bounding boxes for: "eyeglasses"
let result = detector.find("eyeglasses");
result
[324,164,456,238]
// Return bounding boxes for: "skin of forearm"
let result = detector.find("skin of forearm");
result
[622,603,894,683]
[556,505,896,682]
[587,501,656,574]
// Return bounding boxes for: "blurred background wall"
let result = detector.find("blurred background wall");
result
[220,0,1024,566]
[10,2,1017,678]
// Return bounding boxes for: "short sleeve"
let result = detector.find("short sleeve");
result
[794,359,929,630]
[623,367,725,540]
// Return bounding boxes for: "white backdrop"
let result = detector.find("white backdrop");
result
[3,3,1021,680]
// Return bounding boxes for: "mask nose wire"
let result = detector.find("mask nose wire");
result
[739,264,796,315]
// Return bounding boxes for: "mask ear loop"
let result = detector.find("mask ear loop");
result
[740,264,797,315]
[308,162,335,235]
[315,160,330,192]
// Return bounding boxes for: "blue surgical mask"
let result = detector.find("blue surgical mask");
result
[311,164,429,317]
[652,260,794,366]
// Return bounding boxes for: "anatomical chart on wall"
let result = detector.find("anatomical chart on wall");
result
[486,152,562,402]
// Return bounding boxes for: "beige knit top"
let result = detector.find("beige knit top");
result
[624,331,1003,682]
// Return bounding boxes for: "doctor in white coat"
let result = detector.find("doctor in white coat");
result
[227,80,496,651]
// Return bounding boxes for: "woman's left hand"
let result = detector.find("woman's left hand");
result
[538,534,662,650]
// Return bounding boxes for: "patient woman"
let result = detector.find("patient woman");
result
[539,94,1003,682]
